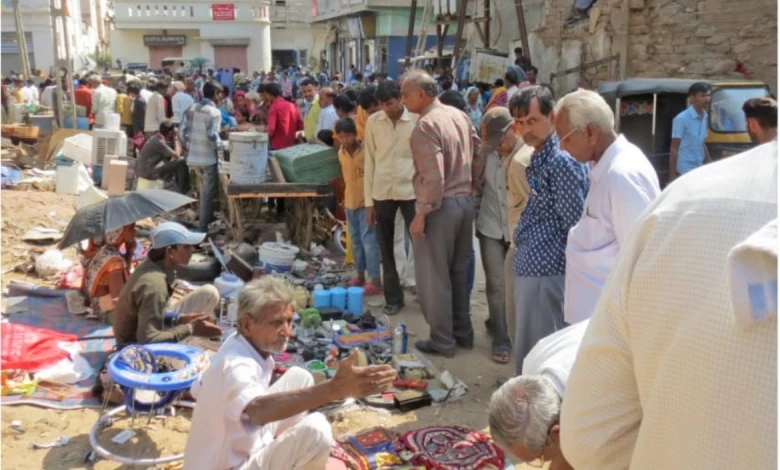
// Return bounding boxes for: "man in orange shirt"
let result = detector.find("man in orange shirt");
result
[74,78,94,126]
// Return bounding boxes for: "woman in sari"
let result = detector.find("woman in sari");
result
[82,224,136,320]
[485,78,508,111]
[465,86,484,132]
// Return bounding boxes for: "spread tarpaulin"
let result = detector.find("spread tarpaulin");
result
[1,323,78,371]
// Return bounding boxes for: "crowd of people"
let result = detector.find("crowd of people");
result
[6,54,777,469]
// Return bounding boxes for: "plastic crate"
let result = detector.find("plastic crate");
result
[62,133,93,165]
[273,144,341,184]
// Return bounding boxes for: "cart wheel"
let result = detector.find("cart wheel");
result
[333,226,347,255]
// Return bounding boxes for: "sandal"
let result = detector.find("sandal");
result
[363,284,383,296]
[347,277,365,287]
[491,345,511,364]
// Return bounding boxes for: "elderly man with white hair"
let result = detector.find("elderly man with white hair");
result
[184,277,397,470]
[171,81,195,125]
[488,321,589,470]
[90,74,117,129]
[554,90,660,324]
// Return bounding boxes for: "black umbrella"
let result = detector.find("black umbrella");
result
[59,189,196,249]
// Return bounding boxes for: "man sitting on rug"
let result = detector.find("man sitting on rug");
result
[184,276,397,470]
[488,321,589,470]
[111,222,223,348]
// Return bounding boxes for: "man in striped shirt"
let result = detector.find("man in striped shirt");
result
[179,81,226,232]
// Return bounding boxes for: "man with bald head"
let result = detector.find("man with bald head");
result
[400,70,483,357]
[315,86,338,143]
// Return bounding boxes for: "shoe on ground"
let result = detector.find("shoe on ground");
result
[414,339,456,358]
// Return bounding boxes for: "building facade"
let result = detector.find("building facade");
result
[110,1,274,73]
[1,0,108,75]
[483,0,777,93]
[269,0,325,70]
[311,0,456,78]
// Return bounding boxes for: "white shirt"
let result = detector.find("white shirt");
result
[22,85,39,104]
[560,141,778,470]
[363,108,418,205]
[40,85,56,108]
[144,91,166,133]
[139,88,153,102]
[364,64,374,76]
[172,91,195,124]
[184,333,275,470]
[92,84,118,127]
[564,135,660,324]
[506,85,519,101]
[316,104,338,135]
[523,320,589,399]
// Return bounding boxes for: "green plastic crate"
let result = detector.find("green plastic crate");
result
[273,144,342,184]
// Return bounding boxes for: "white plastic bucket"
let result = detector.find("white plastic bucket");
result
[229,132,269,185]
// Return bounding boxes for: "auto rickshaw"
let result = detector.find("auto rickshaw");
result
[598,78,770,186]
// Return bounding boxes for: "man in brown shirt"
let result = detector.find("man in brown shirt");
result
[401,70,482,357]
[112,222,222,347]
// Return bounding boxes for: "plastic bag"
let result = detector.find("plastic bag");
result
[1,323,78,371]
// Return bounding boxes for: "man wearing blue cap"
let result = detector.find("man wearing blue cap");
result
[112,222,222,347]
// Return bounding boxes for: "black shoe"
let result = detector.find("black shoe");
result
[382,304,404,316]
[456,337,474,349]
[414,340,456,358]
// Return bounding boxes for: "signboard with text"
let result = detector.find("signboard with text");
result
[211,3,235,20]
[143,35,186,47]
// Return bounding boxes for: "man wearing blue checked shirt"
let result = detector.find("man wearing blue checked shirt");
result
[508,86,589,373]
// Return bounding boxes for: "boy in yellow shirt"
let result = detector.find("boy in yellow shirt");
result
[335,118,382,295]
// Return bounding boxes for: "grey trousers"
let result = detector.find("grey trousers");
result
[513,274,566,374]
[413,197,475,352]
[505,245,517,346]
[477,233,511,349]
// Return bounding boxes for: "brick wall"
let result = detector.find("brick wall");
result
[521,0,777,92]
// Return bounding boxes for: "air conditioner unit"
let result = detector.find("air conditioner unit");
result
[91,129,127,166]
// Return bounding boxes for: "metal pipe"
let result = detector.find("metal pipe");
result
[404,0,419,69]
[61,0,77,127]
[514,0,530,63]
[451,0,470,71]
[12,0,32,78]
[615,97,621,132]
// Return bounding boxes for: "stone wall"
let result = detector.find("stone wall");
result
[516,0,777,93]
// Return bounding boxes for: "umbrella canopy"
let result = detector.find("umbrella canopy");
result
[59,189,196,249]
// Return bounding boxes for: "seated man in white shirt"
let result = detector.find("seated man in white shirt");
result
[184,277,397,470]
[555,90,660,324]
[488,321,589,470]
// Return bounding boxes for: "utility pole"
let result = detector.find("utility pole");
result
[514,0,530,62]
[12,0,32,77]
[50,0,77,127]
[404,0,419,69]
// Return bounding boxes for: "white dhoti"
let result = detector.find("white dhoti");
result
[394,211,416,288]
[240,367,334,470]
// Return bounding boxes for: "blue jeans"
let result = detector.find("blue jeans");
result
[346,207,381,279]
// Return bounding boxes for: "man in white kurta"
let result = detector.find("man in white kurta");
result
[560,140,778,469]
[554,90,660,324]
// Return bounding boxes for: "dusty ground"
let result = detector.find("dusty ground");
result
[0,190,532,469]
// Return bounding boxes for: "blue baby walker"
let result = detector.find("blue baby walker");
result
[89,343,207,466]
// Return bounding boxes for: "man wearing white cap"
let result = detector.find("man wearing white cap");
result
[488,321,588,470]
[112,222,222,347]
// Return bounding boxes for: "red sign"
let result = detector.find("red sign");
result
[311,0,318,17]
[212,3,235,21]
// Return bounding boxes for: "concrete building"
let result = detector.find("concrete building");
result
[310,0,457,79]
[110,1,275,73]
[1,0,108,75]
[484,0,777,93]
[269,0,325,70]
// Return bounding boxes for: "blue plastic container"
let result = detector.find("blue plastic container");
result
[313,289,332,309]
[63,116,90,130]
[347,287,364,316]
[330,287,347,311]
[92,164,103,185]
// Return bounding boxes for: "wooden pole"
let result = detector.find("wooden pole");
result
[514,0,530,62]
[484,0,491,48]
[12,0,32,78]
[451,0,470,71]
[404,0,419,69]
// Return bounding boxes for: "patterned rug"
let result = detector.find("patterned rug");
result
[1,295,115,409]
[401,426,505,470]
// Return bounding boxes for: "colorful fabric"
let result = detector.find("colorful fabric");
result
[401,426,505,470]
[485,88,507,111]
[82,225,133,318]
[332,428,404,470]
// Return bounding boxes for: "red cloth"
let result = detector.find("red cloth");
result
[266,97,303,150]
[1,323,78,371]
[74,85,94,124]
